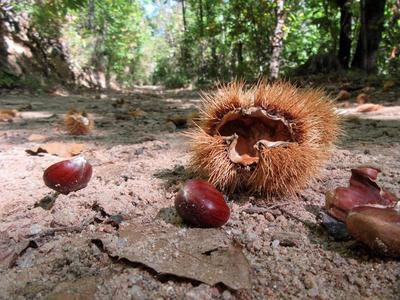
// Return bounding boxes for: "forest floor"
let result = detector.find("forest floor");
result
[0,78,399,300]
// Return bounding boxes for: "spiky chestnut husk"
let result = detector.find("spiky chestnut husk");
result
[64,109,94,135]
[187,81,340,196]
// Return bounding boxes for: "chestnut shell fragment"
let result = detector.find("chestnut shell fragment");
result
[347,206,400,257]
[43,156,93,195]
[175,179,230,228]
[325,167,397,222]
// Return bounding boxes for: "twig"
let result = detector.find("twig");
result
[280,208,316,229]
[26,216,95,239]
[242,201,291,214]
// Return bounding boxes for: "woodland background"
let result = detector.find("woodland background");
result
[0,0,399,90]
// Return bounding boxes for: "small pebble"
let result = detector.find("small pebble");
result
[222,290,232,300]
[271,232,302,247]
[303,272,317,289]
[271,240,280,249]
[264,212,275,222]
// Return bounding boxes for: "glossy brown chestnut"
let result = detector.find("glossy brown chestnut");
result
[175,179,230,228]
[346,205,400,257]
[43,156,93,195]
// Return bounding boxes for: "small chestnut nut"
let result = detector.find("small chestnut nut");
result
[43,155,93,195]
[175,179,230,228]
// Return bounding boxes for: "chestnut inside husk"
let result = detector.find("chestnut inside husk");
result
[215,107,295,166]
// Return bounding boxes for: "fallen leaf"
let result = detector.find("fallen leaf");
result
[383,80,395,91]
[25,142,86,157]
[336,90,351,101]
[49,86,70,97]
[45,276,98,300]
[94,223,251,290]
[166,112,198,129]
[0,109,18,122]
[129,109,146,118]
[356,93,369,105]
[0,239,37,269]
[34,194,57,210]
[356,103,384,113]
[27,134,48,142]
[360,86,374,93]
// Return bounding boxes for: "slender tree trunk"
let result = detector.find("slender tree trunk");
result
[180,0,189,73]
[197,0,204,81]
[388,0,400,59]
[269,0,287,80]
[352,0,386,73]
[198,0,203,37]
[105,56,111,90]
[87,0,95,30]
[236,41,243,76]
[210,38,218,77]
[337,0,352,68]
[181,0,187,32]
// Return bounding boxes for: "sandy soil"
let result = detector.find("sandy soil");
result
[0,83,399,300]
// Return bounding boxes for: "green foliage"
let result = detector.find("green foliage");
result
[0,72,44,91]
[0,72,20,88]
[6,0,399,87]
[69,0,147,85]
[379,0,400,76]
[282,1,340,73]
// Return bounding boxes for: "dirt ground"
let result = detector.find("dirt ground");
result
[0,81,399,300]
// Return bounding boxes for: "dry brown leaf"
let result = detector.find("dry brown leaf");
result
[383,80,395,91]
[0,239,36,269]
[360,86,374,93]
[356,93,369,105]
[0,109,18,122]
[336,90,351,101]
[27,134,48,142]
[356,103,384,113]
[129,109,146,118]
[25,142,86,157]
[166,112,199,128]
[94,223,251,290]
[45,277,98,300]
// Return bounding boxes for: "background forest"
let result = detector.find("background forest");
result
[0,0,399,89]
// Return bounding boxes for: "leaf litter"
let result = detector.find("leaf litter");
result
[93,222,251,290]
[25,142,86,157]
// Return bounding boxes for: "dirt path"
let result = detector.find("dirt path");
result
[0,86,399,299]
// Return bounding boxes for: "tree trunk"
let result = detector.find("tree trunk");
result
[198,0,203,37]
[351,0,386,73]
[337,0,352,68]
[269,0,287,80]
[388,0,400,59]
[87,0,95,30]
[181,0,187,32]
[236,41,243,76]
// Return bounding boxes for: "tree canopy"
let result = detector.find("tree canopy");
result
[3,0,400,88]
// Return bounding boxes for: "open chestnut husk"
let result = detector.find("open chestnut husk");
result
[346,205,400,257]
[325,167,397,222]
[175,179,230,228]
